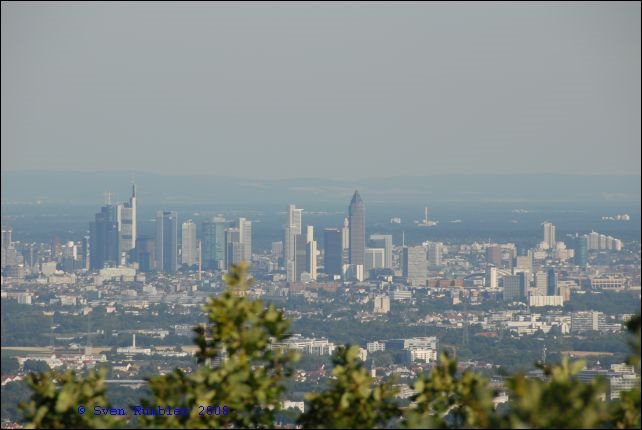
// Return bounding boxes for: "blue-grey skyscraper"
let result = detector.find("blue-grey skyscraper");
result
[547,268,558,296]
[156,211,178,273]
[503,273,527,301]
[134,235,155,273]
[324,228,343,276]
[369,234,393,269]
[90,204,119,270]
[348,190,365,267]
[224,227,243,269]
[575,235,588,267]
[201,216,226,270]
[294,234,307,281]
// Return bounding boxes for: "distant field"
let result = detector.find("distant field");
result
[1,346,198,356]
[561,351,615,357]
[1,347,53,353]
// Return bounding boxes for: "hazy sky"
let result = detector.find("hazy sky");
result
[2,2,640,179]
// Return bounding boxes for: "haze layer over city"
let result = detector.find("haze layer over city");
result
[1,2,640,429]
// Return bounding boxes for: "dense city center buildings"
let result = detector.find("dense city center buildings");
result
[1,183,639,429]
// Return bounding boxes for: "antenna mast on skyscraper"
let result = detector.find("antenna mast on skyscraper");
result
[131,173,137,197]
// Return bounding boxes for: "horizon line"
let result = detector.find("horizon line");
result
[2,170,640,181]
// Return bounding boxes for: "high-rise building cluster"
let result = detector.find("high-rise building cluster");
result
[585,231,623,251]
[90,185,137,270]
[285,191,396,283]
[283,204,318,282]
[86,185,253,274]
[3,184,627,296]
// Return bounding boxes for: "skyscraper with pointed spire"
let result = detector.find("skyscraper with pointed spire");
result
[348,190,365,270]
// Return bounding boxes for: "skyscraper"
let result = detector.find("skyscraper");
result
[1,226,12,251]
[90,204,119,270]
[236,218,252,262]
[288,204,303,235]
[81,234,90,270]
[503,273,526,301]
[156,211,178,273]
[134,235,155,273]
[403,246,427,286]
[294,234,307,281]
[324,228,343,277]
[348,190,365,269]
[285,204,303,281]
[486,245,502,267]
[486,265,498,289]
[547,268,558,296]
[342,217,350,250]
[181,220,197,267]
[306,225,317,280]
[285,225,297,282]
[1,226,12,269]
[225,227,243,269]
[543,222,556,249]
[369,234,393,269]
[365,248,385,272]
[588,231,600,250]
[202,216,226,270]
[61,241,79,272]
[534,271,548,296]
[428,242,443,267]
[575,235,588,267]
[271,241,283,258]
[117,184,137,265]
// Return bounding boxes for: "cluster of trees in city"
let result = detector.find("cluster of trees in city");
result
[1,300,204,348]
[564,290,641,314]
[16,263,641,428]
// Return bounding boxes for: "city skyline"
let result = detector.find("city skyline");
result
[1,3,640,428]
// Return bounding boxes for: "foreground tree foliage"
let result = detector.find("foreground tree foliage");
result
[497,358,610,429]
[20,264,641,429]
[138,262,300,429]
[297,345,400,429]
[20,368,124,429]
[607,315,641,430]
[404,352,496,429]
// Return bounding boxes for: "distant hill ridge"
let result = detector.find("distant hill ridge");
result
[1,171,640,205]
